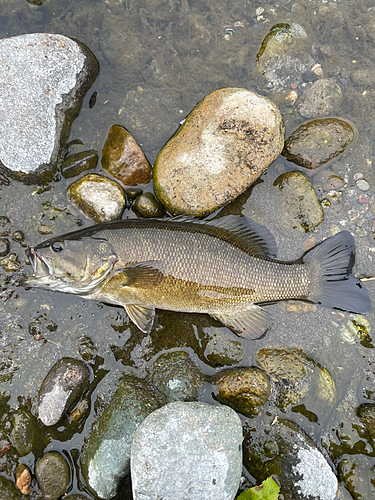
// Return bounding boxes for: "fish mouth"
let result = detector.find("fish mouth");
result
[26,247,52,278]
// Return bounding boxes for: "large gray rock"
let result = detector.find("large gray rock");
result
[131,401,243,500]
[0,33,99,183]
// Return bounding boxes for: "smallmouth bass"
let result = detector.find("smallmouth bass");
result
[25,216,371,339]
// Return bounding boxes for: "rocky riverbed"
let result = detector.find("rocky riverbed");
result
[1,1,375,499]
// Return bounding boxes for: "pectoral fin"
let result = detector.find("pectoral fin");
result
[211,304,273,339]
[120,261,166,289]
[125,304,155,333]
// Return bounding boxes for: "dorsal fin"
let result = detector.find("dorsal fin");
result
[169,215,277,258]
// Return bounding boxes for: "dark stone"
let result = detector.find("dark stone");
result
[133,192,165,218]
[35,451,71,500]
[61,150,98,179]
[38,357,90,426]
[282,118,355,169]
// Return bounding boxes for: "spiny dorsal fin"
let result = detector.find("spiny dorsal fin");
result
[169,215,277,258]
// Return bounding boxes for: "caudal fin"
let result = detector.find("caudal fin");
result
[303,231,371,314]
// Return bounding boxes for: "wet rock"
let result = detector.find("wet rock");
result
[256,348,313,409]
[283,118,355,170]
[15,463,32,495]
[356,403,375,444]
[256,23,314,91]
[273,170,324,232]
[338,455,375,500]
[11,230,25,246]
[80,373,163,499]
[0,475,22,500]
[0,216,11,236]
[67,173,125,222]
[38,357,90,426]
[0,33,99,183]
[131,401,242,500]
[0,253,21,272]
[148,351,203,402]
[297,79,342,118]
[61,150,98,179]
[0,238,9,257]
[350,69,375,87]
[133,192,165,218]
[11,408,43,456]
[204,328,244,366]
[213,367,270,416]
[244,419,338,500]
[101,125,152,186]
[154,87,284,216]
[35,451,70,500]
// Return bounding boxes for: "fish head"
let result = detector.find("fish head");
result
[25,236,118,294]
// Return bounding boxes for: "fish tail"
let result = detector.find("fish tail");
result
[303,231,371,314]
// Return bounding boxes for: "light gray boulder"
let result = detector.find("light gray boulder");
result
[131,401,243,500]
[0,33,99,183]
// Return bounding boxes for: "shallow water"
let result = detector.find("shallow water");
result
[1,0,375,498]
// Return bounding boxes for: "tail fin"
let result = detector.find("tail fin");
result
[303,231,371,314]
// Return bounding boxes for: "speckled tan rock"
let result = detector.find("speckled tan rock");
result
[67,173,125,222]
[153,87,285,216]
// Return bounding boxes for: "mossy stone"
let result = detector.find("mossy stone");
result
[35,451,70,500]
[61,150,98,179]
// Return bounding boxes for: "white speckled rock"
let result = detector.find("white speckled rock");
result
[153,87,285,216]
[131,401,243,500]
[67,174,125,222]
[0,33,99,183]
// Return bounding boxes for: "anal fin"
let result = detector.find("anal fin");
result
[125,304,155,333]
[211,304,273,339]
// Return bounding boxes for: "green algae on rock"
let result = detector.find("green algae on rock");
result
[282,118,355,170]
[213,366,270,416]
[273,170,323,232]
[101,125,152,186]
[153,87,285,216]
[35,451,71,500]
[148,351,203,402]
[67,173,125,222]
[133,191,165,218]
[80,373,164,499]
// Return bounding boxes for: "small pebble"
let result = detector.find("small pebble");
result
[0,216,11,236]
[353,172,364,181]
[12,231,25,246]
[15,464,32,496]
[0,238,9,257]
[356,179,369,191]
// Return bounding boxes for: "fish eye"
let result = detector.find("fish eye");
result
[51,241,65,253]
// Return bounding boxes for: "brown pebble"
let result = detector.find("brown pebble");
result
[0,440,10,454]
[16,463,32,495]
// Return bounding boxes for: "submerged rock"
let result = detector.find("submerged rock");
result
[213,367,270,416]
[101,125,152,186]
[148,351,203,402]
[131,401,242,500]
[38,357,90,426]
[0,475,22,500]
[256,23,314,91]
[67,173,125,222]
[338,455,375,499]
[61,149,98,179]
[133,191,165,218]
[297,79,342,118]
[204,328,244,366]
[35,451,70,500]
[80,373,163,499]
[0,33,99,183]
[356,403,375,445]
[244,419,338,500]
[154,87,284,216]
[273,170,323,232]
[283,118,355,170]
[11,408,44,456]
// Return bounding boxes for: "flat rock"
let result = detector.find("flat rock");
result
[282,118,355,169]
[131,401,242,500]
[297,79,342,118]
[153,87,284,216]
[0,33,99,183]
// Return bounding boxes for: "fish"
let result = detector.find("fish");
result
[25,215,371,339]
